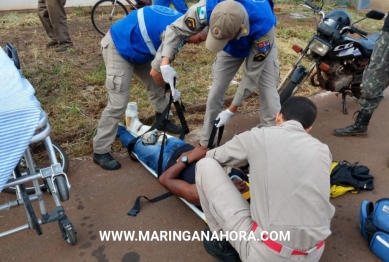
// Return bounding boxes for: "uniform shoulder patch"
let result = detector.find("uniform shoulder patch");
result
[197,6,206,20]
[257,39,270,53]
[254,35,270,44]
[253,53,267,62]
[185,17,196,31]
[253,35,271,62]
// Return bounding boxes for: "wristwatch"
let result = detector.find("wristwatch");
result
[181,156,190,166]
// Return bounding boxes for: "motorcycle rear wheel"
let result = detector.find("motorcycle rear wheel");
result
[350,80,389,100]
[351,89,362,99]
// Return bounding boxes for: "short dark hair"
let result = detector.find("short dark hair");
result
[280,96,317,129]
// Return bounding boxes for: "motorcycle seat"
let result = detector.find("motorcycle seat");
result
[354,32,381,57]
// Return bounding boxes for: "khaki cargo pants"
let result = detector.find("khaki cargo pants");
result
[200,27,280,146]
[195,158,324,262]
[93,33,169,154]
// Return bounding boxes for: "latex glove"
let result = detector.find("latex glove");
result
[160,65,178,90]
[172,89,181,102]
[215,109,234,128]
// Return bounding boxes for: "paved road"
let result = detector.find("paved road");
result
[1,90,388,262]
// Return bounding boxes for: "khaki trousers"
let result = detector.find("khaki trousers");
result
[200,27,280,146]
[195,158,324,262]
[37,0,72,45]
[93,33,169,154]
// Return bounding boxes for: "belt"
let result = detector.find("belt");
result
[252,221,325,256]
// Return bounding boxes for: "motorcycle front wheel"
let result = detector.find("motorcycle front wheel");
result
[279,81,298,105]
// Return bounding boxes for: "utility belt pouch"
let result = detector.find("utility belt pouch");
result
[360,198,389,262]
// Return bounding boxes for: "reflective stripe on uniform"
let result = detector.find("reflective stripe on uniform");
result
[137,8,156,55]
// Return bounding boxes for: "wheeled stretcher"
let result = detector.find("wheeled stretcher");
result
[0,43,77,244]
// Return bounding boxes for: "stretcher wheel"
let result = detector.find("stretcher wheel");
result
[55,176,70,202]
[65,228,77,245]
[3,141,69,194]
[58,218,77,245]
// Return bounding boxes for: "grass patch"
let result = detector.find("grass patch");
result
[0,12,41,29]
[84,63,106,84]
[74,6,86,16]
[1,3,385,157]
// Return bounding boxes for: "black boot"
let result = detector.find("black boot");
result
[332,111,372,137]
[93,152,121,170]
[155,112,182,134]
[203,231,241,262]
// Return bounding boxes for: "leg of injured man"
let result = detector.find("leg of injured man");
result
[117,125,249,205]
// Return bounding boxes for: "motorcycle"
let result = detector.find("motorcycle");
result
[277,0,386,114]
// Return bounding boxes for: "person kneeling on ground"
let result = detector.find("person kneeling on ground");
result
[196,96,335,262]
[117,125,249,205]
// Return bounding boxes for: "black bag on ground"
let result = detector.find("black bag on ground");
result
[330,161,374,191]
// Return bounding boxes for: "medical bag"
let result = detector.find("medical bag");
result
[360,198,389,262]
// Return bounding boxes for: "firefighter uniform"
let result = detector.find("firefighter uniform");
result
[196,121,335,261]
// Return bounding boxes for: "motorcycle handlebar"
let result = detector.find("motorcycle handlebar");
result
[340,26,368,37]
[302,0,325,20]
[351,26,368,36]
[304,0,319,11]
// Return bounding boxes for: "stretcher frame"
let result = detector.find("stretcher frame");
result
[132,133,207,221]
[0,43,77,245]
[129,128,250,222]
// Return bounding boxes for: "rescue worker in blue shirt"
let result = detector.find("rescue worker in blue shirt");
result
[155,0,188,14]
[93,5,208,171]
[150,0,281,147]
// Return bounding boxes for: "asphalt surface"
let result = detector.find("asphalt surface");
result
[0,89,388,262]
